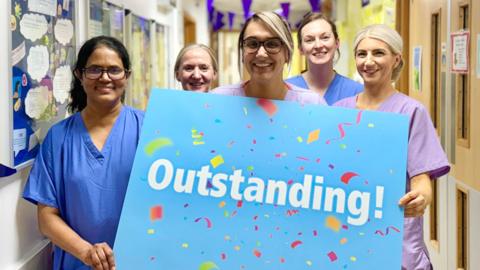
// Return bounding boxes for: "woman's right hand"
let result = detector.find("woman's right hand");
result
[81,242,116,270]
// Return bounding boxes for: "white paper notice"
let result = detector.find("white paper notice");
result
[28,0,57,17]
[13,128,27,157]
[53,65,72,103]
[54,19,73,45]
[25,85,49,119]
[20,13,48,42]
[88,20,103,39]
[27,45,50,82]
[12,41,26,66]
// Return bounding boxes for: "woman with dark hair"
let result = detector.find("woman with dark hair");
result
[23,36,144,270]
[286,12,362,105]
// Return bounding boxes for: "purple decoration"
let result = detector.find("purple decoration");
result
[228,12,236,30]
[209,7,215,22]
[241,0,253,20]
[207,0,214,12]
[213,11,225,32]
[280,2,290,20]
[361,0,370,7]
[308,0,320,12]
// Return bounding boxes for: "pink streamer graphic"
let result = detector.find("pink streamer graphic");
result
[325,123,352,144]
[194,217,213,228]
[375,226,401,236]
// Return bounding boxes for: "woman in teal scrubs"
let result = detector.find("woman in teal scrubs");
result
[23,36,144,270]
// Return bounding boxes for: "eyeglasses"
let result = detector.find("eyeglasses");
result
[82,66,129,80]
[242,37,283,54]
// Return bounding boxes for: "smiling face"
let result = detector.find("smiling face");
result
[299,19,339,66]
[176,49,217,92]
[77,46,128,108]
[242,20,288,82]
[355,37,400,87]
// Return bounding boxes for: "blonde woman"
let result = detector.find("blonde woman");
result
[212,11,326,105]
[334,24,450,270]
[175,44,218,92]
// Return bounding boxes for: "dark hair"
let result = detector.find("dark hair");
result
[68,36,131,113]
[297,12,340,59]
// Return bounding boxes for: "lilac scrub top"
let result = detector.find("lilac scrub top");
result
[334,92,450,270]
[285,73,363,105]
[212,81,327,105]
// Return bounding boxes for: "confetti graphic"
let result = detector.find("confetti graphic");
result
[115,90,409,270]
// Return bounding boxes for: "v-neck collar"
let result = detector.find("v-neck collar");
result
[354,91,399,111]
[78,106,125,161]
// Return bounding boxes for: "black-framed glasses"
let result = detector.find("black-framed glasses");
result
[242,37,283,54]
[82,66,129,80]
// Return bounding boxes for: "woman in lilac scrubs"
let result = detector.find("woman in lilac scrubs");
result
[23,36,143,270]
[334,24,450,270]
[212,11,326,105]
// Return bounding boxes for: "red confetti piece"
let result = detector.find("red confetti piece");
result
[290,240,303,249]
[316,158,321,163]
[280,257,285,263]
[286,209,299,216]
[356,110,363,124]
[257,99,278,117]
[254,225,259,231]
[313,230,318,236]
[341,172,359,184]
[253,249,262,258]
[325,123,353,144]
[342,225,349,230]
[221,253,226,260]
[194,217,212,228]
[327,251,338,261]
[252,139,257,144]
[237,200,243,208]
[375,226,401,236]
[231,210,237,217]
[296,156,309,161]
[150,205,163,221]
[287,179,294,185]
[253,215,258,220]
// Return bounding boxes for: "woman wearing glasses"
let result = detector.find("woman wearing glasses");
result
[286,12,363,105]
[212,11,326,105]
[23,36,143,270]
[174,44,218,92]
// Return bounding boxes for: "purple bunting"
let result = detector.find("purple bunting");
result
[280,2,290,20]
[309,0,321,12]
[241,0,253,20]
[209,7,215,22]
[207,0,215,22]
[228,12,236,30]
[213,11,225,32]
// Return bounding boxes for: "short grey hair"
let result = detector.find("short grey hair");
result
[354,24,404,82]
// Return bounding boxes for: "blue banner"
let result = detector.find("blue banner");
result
[115,89,408,269]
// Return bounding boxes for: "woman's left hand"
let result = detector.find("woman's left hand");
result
[398,173,432,218]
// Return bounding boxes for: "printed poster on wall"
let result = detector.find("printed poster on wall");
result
[476,34,480,79]
[413,46,422,92]
[115,90,409,270]
[10,0,76,167]
[451,31,470,74]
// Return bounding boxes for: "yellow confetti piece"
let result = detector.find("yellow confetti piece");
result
[367,123,375,128]
[193,141,205,145]
[224,235,231,241]
[306,260,312,266]
[234,245,241,251]
[297,136,303,143]
[210,155,224,168]
[350,256,357,262]
[307,129,320,144]
[325,216,341,232]
[144,138,173,156]
[181,243,189,248]
[340,238,347,244]
[218,201,226,208]
[147,229,155,234]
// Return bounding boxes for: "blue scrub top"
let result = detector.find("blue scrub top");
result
[285,73,363,105]
[23,106,144,270]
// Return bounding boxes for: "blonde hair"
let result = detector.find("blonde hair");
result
[237,11,293,76]
[354,24,404,81]
[174,44,218,77]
